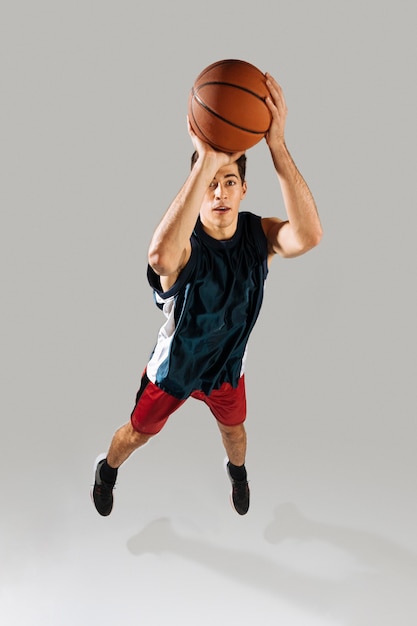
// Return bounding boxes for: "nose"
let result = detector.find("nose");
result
[214,182,226,198]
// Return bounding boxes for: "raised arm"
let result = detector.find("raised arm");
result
[148,121,244,288]
[261,74,323,260]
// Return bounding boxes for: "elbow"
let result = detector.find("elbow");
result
[149,238,190,276]
[148,241,164,274]
[310,225,323,249]
[302,233,323,255]
[148,244,179,277]
[303,221,323,252]
[291,226,323,258]
[148,248,168,276]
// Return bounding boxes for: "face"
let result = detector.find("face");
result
[199,162,247,240]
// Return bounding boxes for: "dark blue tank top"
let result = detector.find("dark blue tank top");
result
[147,211,269,398]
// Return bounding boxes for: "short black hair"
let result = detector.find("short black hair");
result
[190,151,247,184]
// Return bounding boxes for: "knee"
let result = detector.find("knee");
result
[219,423,246,443]
[132,427,154,446]
[122,423,154,448]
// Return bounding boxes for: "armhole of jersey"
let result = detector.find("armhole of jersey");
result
[248,213,269,277]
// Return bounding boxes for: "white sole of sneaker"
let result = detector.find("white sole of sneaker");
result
[93,453,107,478]
[223,456,250,515]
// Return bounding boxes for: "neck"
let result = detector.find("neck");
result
[199,215,239,241]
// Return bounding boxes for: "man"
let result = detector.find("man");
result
[92,73,322,516]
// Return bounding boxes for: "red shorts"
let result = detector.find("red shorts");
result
[130,371,247,435]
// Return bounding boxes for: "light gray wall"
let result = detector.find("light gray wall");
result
[1,1,416,624]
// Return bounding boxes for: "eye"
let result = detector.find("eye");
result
[209,181,217,188]
[226,180,236,186]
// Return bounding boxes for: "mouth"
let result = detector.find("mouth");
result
[213,205,231,213]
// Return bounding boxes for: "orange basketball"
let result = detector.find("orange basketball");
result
[188,59,272,153]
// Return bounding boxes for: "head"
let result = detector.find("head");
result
[190,151,248,240]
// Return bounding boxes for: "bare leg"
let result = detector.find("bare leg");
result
[217,422,247,466]
[106,422,153,468]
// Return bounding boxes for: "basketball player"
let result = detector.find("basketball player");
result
[92,73,322,516]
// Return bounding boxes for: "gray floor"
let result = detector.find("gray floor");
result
[2,1,416,624]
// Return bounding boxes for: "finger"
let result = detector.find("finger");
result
[188,121,201,146]
[265,72,281,90]
[265,74,285,102]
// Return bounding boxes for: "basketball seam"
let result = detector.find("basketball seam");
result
[190,116,232,152]
[189,109,259,152]
[191,88,269,135]
[194,81,267,102]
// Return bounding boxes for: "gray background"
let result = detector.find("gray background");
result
[1,0,416,624]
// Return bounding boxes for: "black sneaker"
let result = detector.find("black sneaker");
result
[224,458,250,515]
[91,456,114,516]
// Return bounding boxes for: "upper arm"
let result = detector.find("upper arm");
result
[159,269,182,292]
[261,217,317,261]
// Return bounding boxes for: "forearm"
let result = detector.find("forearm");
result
[271,141,322,252]
[263,74,322,257]
[148,160,214,275]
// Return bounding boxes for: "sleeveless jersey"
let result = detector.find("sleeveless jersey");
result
[146,211,269,399]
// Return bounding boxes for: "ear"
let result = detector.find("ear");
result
[241,181,247,199]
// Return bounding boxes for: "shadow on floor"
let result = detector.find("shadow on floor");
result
[127,502,417,625]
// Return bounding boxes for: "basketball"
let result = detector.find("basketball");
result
[188,59,272,153]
